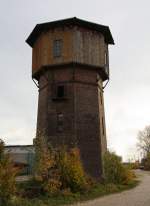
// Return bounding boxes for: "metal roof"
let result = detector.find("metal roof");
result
[26,17,114,47]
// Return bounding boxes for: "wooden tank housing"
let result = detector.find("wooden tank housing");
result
[26,17,114,179]
[26,17,114,81]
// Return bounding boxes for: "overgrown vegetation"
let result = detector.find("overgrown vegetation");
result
[0,139,18,205]
[0,136,137,206]
[11,180,138,206]
[33,136,90,195]
[103,151,135,185]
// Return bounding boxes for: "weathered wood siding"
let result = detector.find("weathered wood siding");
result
[32,27,74,74]
[73,27,106,67]
[32,26,108,75]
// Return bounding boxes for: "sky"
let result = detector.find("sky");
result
[0,0,150,161]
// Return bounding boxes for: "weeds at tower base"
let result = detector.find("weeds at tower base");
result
[0,137,137,206]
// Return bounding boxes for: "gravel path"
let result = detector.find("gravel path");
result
[74,170,150,206]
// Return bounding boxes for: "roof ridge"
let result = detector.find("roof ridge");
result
[26,17,114,47]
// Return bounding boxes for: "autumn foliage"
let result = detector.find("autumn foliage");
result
[56,147,89,192]
[34,136,90,195]
[0,139,18,205]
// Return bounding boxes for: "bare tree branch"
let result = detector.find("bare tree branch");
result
[137,126,150,156]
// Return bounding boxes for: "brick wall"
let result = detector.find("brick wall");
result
[36,67,107,179]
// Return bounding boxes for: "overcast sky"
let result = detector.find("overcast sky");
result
[0,0,150,161]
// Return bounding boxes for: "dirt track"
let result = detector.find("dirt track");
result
[74,170,150,206]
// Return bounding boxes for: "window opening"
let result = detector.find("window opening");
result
[57,85,65,98]
[53,39,62,57]
[57,113,63,132]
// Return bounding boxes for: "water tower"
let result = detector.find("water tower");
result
[26,17,114,179]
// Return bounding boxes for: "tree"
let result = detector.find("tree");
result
[0,139,17,205]
[137,126,150,170]
[137,125,150,157]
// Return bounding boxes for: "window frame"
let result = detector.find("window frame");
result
[53,39,62,57]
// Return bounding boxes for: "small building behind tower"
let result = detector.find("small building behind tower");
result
[26,17,114,179]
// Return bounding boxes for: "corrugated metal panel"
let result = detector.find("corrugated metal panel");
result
[5,145,35,175]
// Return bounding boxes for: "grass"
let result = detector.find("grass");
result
[11,179,139,206]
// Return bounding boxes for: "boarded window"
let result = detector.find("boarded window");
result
[53,39,62,57]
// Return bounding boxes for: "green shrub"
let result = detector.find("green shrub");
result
[104,151,135,185]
